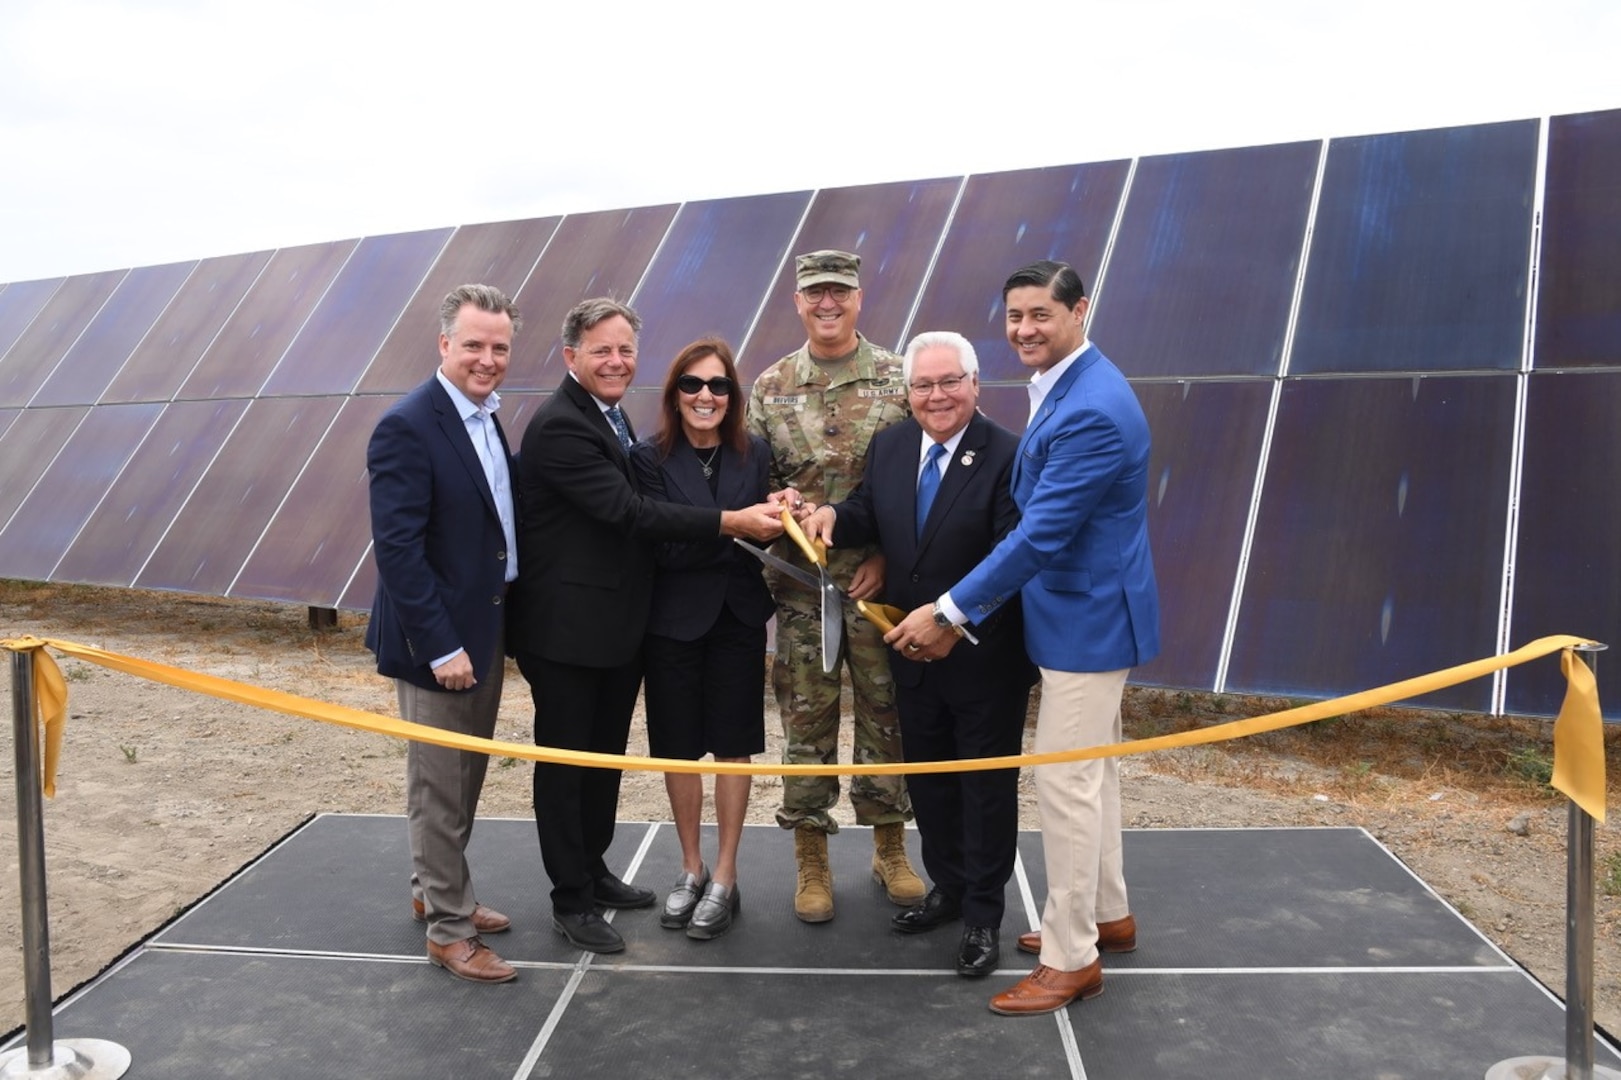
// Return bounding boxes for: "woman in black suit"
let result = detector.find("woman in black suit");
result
[631,338,775,941]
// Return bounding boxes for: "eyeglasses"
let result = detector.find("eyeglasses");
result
[908,375,969,397]
[676,374,734,396]
[800,284,852,304]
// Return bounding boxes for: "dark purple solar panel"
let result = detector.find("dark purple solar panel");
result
[0,278,64,361]
[176,240,358,400]
[230,396,399,606]
[1133,379,1274,690]
[30,261,197,407]
[134,396,344,594]
[506,204,680,391]
[632,192,811,373]
[1290,120,1539,374]
[1225,375,1517,710]
[1534,108,1621,370]
[53,399,251,587]
[0,270,128,406]
[100,250,276,404]
[740,178,960,374]
[338,550,377,612]
[355,216,560,393]
[908,162,1130,382]
[1505,370,1621,718]
[1089,142,1320,379]
[973,384,1030,433]
[0,407,90,529]
[0,403,163,580]
[260,229,453,396]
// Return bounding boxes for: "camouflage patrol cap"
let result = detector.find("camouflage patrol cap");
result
[795,250,861,289]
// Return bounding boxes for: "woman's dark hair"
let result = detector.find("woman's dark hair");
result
[653,337,749,460]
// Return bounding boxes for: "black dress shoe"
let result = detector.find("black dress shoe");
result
[593,874,657,910]
[552,911,625,954]
[956,925,999,977]
[891,886,962,935]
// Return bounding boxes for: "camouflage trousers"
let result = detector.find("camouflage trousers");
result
[772,593,910,833]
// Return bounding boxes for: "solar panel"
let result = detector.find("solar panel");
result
[0,406,90,530]
[1289,120,1539,375]
[630,191,811,370]
[0,270,128,406]
[100,251,276,404]
[1224,374,1518,710]
[908,162,1130,382]
[52,399,251,587]
[356,217,560,393]
[507,204,679,391]
[1089,142,1320,379]
[176,240,358,400]
[260,229,453,396]
[30,260,197,407]
[739,178,961,371]
[0,403,163,580]
[0,277,65,363]
[1534,107,1621,369]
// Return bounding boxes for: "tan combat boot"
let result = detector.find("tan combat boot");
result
[793,827,835,923]
[871,822,926,905]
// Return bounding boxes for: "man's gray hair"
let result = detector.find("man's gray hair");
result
[440,284,521,337]
[562,297,642,349]
[902,330,980,384]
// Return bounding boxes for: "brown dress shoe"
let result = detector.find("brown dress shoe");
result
[1016,914,1136,956]
[413,898,512,934]
[426,936,516,983]
[988,960,1103,1016]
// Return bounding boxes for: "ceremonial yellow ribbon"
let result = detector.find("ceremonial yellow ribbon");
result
[0,633,1606,821]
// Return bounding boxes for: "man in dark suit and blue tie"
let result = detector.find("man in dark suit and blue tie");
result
[889,261,1161,1015]
[366,284,522,984]
[803,330,1034,978]
[508,298,787,955]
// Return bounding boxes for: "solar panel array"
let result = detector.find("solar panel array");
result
[1,108,1616,718]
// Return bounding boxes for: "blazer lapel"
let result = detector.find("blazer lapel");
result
[665,439,719,507]
[918,415,988,551]
[431,381,500,519]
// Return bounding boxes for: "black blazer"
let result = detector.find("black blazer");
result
[365,376,515,691]
[631,433,777,641]
[831,411,1034,691]
[508,376,724,668]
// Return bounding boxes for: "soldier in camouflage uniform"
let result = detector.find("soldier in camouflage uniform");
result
[745,250,926,922]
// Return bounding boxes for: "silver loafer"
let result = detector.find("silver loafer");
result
[686,880,740,940]
[660,866,710,928]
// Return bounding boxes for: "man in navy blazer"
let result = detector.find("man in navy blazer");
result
[890,261,1161,1016]
[507,298,786,956]
[804,330,1034,979]
[366,284,523,984]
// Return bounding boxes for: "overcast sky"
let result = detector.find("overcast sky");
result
[1,0,1614,285]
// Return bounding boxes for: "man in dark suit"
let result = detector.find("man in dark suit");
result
[366,283,522,984]
[889,261,1161,1016]
[803,330,1033,978]
[508,298,787,955]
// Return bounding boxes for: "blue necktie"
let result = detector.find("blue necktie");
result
[916,442,947,539]
[606,405,633,452]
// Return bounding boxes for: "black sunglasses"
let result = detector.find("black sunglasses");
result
[676,374,734,396]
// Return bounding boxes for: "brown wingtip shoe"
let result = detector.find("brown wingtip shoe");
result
[413,899,512,934]
[1016,914,1136,957]
[426,936,516,983]
[988,960,1103,1016]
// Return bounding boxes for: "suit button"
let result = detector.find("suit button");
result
[497,550,507,561]
[492,595,503,605]
[910,573,920,583]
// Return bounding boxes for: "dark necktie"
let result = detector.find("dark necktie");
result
[606,405,633,452]
[916,442,947,539]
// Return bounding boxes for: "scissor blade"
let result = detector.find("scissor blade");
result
[731,538,822,592]
[820,573,843,674]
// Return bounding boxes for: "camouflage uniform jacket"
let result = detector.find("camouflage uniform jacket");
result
[746,334,910,574]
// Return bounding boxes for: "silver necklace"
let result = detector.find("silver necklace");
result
[695,444,721,479]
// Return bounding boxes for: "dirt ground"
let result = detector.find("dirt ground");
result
[1,583,1617,1044]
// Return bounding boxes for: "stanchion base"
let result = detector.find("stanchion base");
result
[0,1039,130,1079]
[1486,1056,1621,1080]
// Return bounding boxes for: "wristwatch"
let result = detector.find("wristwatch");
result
[932,601,967,638]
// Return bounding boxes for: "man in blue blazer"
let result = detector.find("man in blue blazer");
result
[804,330,1034,978]
[889,261,1161,1016]
[366,284,523,984]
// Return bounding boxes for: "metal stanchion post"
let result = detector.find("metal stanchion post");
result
[1488,643,1618,1080]
[0,649,131,1079]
